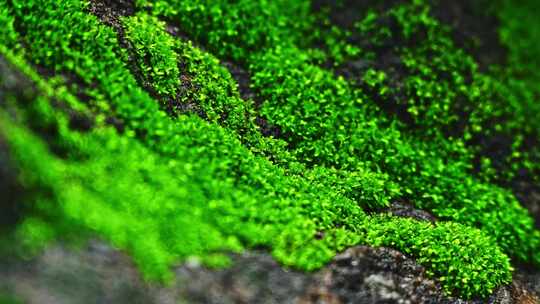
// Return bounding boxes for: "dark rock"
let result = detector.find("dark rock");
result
[0,56,33,231]
[222,61,256,102]
[385,201,437,222]
[312,0,404,30]
[1,242,538,303]
[514,265,540,303]
[0,242,311,304]
[430,0,507,71]
[87,0,135,28]
[0,136,24,230]
[511,177,540,230]
[0,241,163,304]
[0,55,36,107]
[175,251,312,304]
[105,116,125,134]
[302,246,446,304]
[68,111,94,132]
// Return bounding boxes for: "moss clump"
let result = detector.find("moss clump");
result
[314,0,540,185]
[0,0,538,299]
[123,13,181,98]
[139,0,540,264]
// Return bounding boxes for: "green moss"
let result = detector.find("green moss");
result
[0,0,538,299]
[495,0,540,180]
[0,293,23,304]
[315,0,540,183]
[138,0,540,265]
[0,5,19,51]
[123,13,181,98]
[118,6,398,208]
[0,46,510,296]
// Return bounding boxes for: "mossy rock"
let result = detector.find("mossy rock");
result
[0,0,539,301]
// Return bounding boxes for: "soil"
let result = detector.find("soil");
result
[86,0,135,28]
[312,0,404,29]
[220,60,285,140]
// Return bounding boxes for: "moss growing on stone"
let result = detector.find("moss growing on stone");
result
[0,0,539,299]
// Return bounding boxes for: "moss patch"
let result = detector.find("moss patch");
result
[0,0,539,299]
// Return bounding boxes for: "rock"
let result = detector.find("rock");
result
[302,246,446,304]
[1,242,539,303]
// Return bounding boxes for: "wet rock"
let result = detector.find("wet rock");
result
[0,241,161,304]
[513,266,540,303]
[0,242,312,304]
[0,55,36,106]
[0,56,34,230]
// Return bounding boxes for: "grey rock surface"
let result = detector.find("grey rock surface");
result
[1,241,538,304]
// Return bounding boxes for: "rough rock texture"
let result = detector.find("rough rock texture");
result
[303,247,540,304]
[1,241,538,303]
[87,0,135,27]
[175,251,312,304]
[302,246,447,304]
[0,241,160,304]
[384,201,437,222]
[0,241,311,304]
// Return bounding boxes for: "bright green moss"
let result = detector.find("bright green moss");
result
[123,13,181,98]
[0,5,19,51]
[140,0,540,265]
[136,0,314,62]
[118,6,398,208]
[0,0,538,299]
[316,0,540,184]
[0,47,511,297]
[495,0,540,180]
[250,45,539,264]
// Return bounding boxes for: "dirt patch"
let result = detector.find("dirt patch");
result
[305,246,447,303]
[222,61,256,102]
[219,60,286,140]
